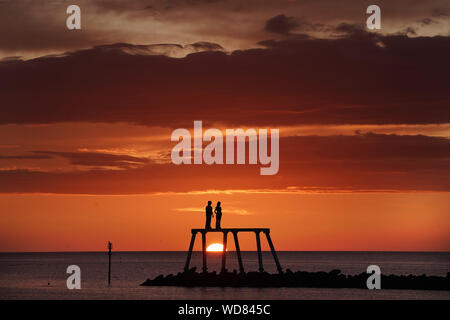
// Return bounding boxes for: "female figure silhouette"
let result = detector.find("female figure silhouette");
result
[214,201,222,229]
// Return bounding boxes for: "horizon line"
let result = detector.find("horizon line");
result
[1,250,449,254]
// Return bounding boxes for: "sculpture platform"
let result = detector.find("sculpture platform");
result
[184,228,283,274]
[191,228,270,233]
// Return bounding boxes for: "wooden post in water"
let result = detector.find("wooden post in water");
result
[108,241,112,286]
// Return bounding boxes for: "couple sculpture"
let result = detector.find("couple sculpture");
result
[205,201,222,229]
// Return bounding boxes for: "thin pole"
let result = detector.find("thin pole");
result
[108,241,112,286]
[221,231,228,273]
[201,231,207,273]
[255,231,264,272]
[233,232,244,273]
[265,231,283,274]
[184,231,197,272]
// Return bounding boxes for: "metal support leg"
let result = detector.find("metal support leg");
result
[255,231,264,272]
[202,231,207,273]
[233,232,244,273]
[184,231,197,272]
[221,231,228,273]
[265,231,283,274]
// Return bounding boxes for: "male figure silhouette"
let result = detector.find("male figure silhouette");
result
[214,201,222,229]
[205,201,213,229]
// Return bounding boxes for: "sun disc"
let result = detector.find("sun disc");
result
[206,243,224,252]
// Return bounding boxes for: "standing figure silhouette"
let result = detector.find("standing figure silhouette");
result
[205,201,213,229]
[214,201,222,229]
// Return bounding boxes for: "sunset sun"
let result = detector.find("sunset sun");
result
[206,243,224,252]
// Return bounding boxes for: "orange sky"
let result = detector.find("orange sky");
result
[0,122,449,251]
[0,192,449,252]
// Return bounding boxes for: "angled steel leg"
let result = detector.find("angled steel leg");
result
[184,231,197,272]
[233,232,244,273]
[265,231,283,274]
[255,231,264,272]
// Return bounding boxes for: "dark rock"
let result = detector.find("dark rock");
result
[140,269,450,290]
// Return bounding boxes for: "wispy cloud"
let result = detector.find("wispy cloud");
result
[174,207,253,215]
[158,187,436,196]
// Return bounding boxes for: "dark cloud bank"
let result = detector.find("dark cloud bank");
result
[1,26,449,194]
[33,151,150,169]
[1,28,449,127]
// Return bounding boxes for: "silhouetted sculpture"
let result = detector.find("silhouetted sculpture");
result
[184,227,282,274]
[205,201,213,229]
[214,201,222,229]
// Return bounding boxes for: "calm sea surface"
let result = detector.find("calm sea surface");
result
[0,251,449,299]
